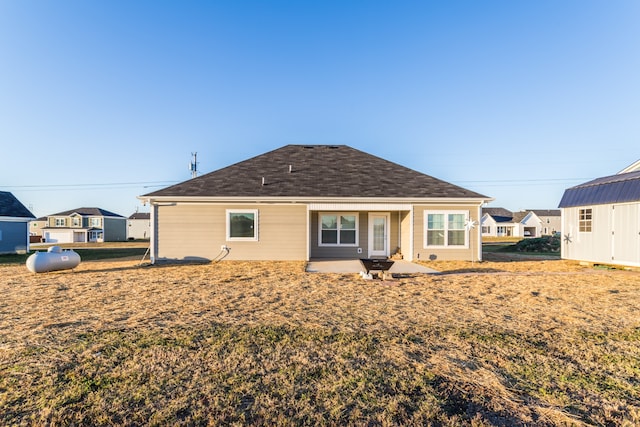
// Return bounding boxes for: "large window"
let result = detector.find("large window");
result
[579,208,592,232]
[55,218,65,227]
[319,213,358,246]
[226,209,258,241]
[424,211,468,247]
[90,217,101,227]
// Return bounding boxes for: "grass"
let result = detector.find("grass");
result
[482,239,561,261]
[1,259,639,425]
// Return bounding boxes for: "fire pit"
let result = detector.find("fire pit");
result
[359,258,395,280]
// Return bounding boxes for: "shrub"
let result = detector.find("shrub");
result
[513,236,560,253]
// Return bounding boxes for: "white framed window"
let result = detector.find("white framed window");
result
[482,226,490,234]
[496,226,513,237]
[579,208,592,232]
[55,218,65,227]
[89,231,103,242]
[226,209,258,241]
[90,217,101,227]
[72,217,81,227]
[319,212,358,246]
[424,211,468,248]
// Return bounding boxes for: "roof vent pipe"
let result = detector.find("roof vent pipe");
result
[289,165,292,173]
[262,177,265,186]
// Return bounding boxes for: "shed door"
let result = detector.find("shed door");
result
[611,204,640,265]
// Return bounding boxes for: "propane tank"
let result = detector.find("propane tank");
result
[26,246,81,273]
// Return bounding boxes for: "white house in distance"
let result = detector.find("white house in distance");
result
[127,212,151,240]
[559,161,640,268]
[481,208,560,238]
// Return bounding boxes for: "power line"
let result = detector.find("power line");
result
[1,181,179,191]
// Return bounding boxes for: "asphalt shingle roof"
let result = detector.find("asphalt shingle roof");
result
[559,170,640,208]
[144,145,488,199]
[0,191,35,218]
[527,209,560,217]
[483,207,513,218]
[48,207,125,218]
[128,212,150,220]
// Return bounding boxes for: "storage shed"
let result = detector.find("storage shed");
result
[558,167,640,267]
[0,191,35,255]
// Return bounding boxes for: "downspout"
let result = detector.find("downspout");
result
[150,203,156,264]
[477,202,484,261]
[398,211,401,253]
[306,204,310,261]
[408,206,414,262]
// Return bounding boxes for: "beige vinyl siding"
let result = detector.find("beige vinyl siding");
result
[156,203,307,261]
[400,211,412,260]
[412,204,481,261]
[388,211,400,255]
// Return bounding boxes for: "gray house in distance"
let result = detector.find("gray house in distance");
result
[559,163,640,267]
[40,208,127,243]
[140,145,492,263]
[0,191,35,254]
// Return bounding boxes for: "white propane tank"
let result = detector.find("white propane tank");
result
[26,246,81,273]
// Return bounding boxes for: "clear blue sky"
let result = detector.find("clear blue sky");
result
[2,1,639,218]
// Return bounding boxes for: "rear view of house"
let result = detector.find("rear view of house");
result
[559,164,640,267]
[0,191,35,254]
[140,145,492,263]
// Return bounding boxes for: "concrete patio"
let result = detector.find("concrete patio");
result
[305,259,439,274]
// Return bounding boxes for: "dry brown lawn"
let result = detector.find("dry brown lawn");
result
[1,257,639,426]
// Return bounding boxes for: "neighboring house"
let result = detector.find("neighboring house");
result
[127,212,151,240]
[529,209,561,236]
[139,145,492,263]
[481,208,560,238]
[29,217,48,240]
[41,207,127,243]
[559,163,640,268]
[481,207,515,237]
[0,191,35,254]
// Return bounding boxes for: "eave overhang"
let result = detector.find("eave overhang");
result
[138,195,494,205]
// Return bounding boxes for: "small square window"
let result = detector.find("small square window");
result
[579,208,592,232]
[227,210,258,241]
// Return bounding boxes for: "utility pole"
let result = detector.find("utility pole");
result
[189,152,198,178]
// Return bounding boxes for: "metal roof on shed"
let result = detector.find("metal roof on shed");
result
[558,170,640,208]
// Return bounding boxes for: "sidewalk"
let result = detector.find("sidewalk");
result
[305,259,439,274]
